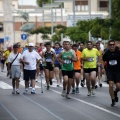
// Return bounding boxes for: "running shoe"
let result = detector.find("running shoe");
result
[36,79,38,82]
[12,89,15,94]
[23,89,28,94]
[76,87,79,93]
[81,80,85,87]
[72,88,76,94]
[95,85,98,89]
[61,90,66,97]
[57,85,59,87]
[47,85,50,90]
[31,89,36,94]
[87,91,91,96]
[50,79,53,85]
[99,83,102,87]
[91,89,95,95]
[114,91,119,102]
[16,89,20,94]
[111,99,116,107]
[66,94,71,99]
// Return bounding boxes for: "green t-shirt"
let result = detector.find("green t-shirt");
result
[62,50,73,71]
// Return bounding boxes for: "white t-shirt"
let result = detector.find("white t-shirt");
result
[21,50,41,70]
[100,43,104,51]
[8,52,21,66]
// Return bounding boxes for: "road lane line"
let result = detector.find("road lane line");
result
[51,89,120,118]
[22,95,64,120]
[0,101,18,120]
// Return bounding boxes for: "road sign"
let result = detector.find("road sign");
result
[67,14,106,27]
[21,34,27,40]
[5,36,10,41]
[0,38,4,44]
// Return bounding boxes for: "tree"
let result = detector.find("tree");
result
[110,0,120,40]
[36,0,54,7]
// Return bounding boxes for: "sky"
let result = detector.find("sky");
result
[19,0,37,6]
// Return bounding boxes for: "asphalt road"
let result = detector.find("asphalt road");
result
[0,70,120,120]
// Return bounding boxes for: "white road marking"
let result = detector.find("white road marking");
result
[0,81,12,89]
[0,101,18,120]
[23,95,64,120]
[20,80,40,88]
[51,89,120,118]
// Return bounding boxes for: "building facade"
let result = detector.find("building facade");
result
[0,0,109,49]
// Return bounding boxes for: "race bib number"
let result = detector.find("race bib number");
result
[46,59,52,62]
[109,60,117,66]
[88,57,94,62]
[64,60,71,64]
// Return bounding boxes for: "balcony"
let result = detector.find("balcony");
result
[98,7,108,11]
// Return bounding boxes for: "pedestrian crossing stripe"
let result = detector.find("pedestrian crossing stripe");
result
[0,81,13,89]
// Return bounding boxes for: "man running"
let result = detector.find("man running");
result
[8,44,21,94]
[72,44,82,94]
[81,41,100,96]
[95,42,103,88]
[58,39,77,99]
[79,42,86,87]
[54,42,62,87]
[103,40,120,106]
[42,42,56,90]
[21,43,41,94]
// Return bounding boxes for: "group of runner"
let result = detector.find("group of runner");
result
[0,39,120,107]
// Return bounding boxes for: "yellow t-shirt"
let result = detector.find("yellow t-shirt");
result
[4,50,11,63]
[82,48,100,68]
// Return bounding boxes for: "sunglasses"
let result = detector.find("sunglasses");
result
[109,44,115,46]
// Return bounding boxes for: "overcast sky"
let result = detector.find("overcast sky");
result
[19,0,37,6]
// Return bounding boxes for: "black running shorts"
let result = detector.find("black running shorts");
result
[107,70,120,83]
[62,70,74,79]
[23,69,36,81]
[84,68,97,73]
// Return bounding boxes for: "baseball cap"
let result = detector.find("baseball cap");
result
[63,38,71,43]
[13,44,18,48]
[98,38,102,41]
[28,43,34,47]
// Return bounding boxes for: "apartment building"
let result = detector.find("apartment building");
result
[0,0,109,48]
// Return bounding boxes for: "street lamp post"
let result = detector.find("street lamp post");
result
[54,0,75,26]
[43,3,60,37]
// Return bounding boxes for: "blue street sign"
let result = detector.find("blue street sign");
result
[21,34,27,40]
[0,38,4,44]
[5,36,10,41]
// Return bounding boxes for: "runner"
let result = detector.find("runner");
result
[103,40,120,106]
[54,42,62,87]
[79,42,86,87]
[21,43,41,94]
[0,50,5,72]
[95,42,103,88]
[72,44,82,94]
[4,47,12,77]
[42,42,56,90]
[8,44,21,94]
[81,41,100,96]
[58,39,77,99]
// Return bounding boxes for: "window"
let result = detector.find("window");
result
[75,1,88,12]
[0,24,3,32]
[100,1,108,7]
[99,1,108,11]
